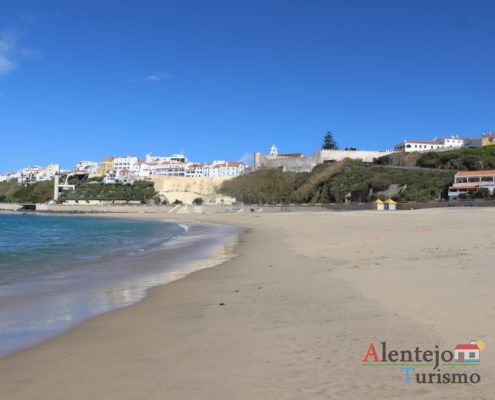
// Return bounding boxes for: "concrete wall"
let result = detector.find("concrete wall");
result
[254,149,394,172]
[0,203,20,211]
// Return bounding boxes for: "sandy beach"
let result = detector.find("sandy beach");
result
[0,207,493,399]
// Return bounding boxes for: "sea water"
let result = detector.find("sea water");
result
[0,213,240,356]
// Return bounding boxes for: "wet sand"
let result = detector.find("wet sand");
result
[0,208,493,399]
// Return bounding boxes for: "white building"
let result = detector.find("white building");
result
[139,161,194,177]
[113,156,141,174]
[395,136,472,152]
[0,172,21,182]
[394,140,443,152]
[184,164,207,178]
[145,153,188,164]
[103,170,117,184]
[434,136,465,148]
[17,164,60,184]
[448,170,495,199]
[138,159,247,178]
[75,161,99,174]
[207,162,246,177]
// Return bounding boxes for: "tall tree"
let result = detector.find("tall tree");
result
[322,132,338,150]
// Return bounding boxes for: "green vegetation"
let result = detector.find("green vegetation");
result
[380,146,495,170]
[0,180,54,203]
[219,168,299,204]
[219,160,456,204]
[416,146,495,170]
[63,181,155,201]
[0,178,156,204]
[322,131,338,150]
[192,197,204,205]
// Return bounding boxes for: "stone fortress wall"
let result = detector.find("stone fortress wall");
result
[254,149,395,173]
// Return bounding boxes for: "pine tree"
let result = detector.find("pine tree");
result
[322,132,338,150]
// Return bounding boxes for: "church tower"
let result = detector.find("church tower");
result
[269,144,278,157]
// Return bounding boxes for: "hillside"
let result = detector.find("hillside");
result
[0,180,54,203]
[63,181,155,201]
[0,180,156,204]
[219,160,456,204]
[378,146,495,170]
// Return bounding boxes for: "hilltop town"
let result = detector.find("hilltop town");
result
[1,130,495,206]
[0,153,250,185]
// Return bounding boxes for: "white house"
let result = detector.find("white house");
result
[113,156,141,174]
[448,170,495,199]
[0,172,20,182]
[395,136,472,152]
[394,140,443,152]
[17,164,60,184]
[434,136,465,148]
[184,164,207,177]
[208,162,246,177]
[454,341,480,363]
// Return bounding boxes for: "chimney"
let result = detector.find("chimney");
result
[470,340,476,345]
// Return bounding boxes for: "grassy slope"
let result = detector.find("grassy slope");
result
[0,180,54,203]
[63,181,155,201]
[377,145,495,170]
[0,180,156,203]
[220,160,456,204]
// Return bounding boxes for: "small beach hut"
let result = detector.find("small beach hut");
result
[374,199,384,211]
[384,199,397,211]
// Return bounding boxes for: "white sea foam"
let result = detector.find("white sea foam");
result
[0,216,242,357]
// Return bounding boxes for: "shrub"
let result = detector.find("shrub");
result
[473,188,491,199]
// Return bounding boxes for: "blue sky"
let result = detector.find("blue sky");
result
[1,1,495,172]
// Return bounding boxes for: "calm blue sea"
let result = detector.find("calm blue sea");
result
[0,214,184,286]
[0,213,240,357]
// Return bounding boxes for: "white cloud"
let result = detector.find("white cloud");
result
[238,152,254,166]
[0,28,37,76]
[0,29,18,75]
[144,72,171,82]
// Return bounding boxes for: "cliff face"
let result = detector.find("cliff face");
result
[149,176,236,205]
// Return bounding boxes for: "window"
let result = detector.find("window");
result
[469,352,476,358]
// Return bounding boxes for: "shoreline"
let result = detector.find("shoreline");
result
[0,214,242,358]
[0,208,493,399]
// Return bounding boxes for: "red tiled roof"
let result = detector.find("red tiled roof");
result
[406,140,442,145]
[449,186,479,190]
[456,170,495,176]
[455,344,479,350]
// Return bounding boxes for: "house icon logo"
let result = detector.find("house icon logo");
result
[454,340,484,363]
